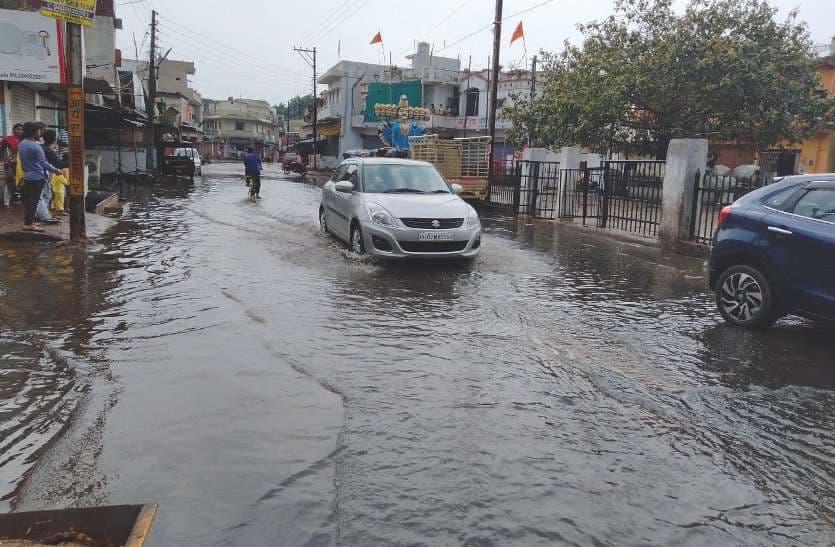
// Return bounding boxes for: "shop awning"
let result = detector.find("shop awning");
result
[316,120,341,137]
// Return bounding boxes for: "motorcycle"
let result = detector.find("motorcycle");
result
[282,160,308,176]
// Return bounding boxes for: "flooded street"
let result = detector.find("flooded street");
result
[1,163,833,546]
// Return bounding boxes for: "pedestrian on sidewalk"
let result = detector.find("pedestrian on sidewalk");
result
[34,124,59,225]
[1,123,24,208]
[18,122,60,232]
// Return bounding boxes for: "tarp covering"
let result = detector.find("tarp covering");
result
[364,80,422,122]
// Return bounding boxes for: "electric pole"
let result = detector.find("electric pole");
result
[146,9,157,173]
[528,55,536,147]
[65,22,86,240]
[293,46,317,169]
[487,0,503,168]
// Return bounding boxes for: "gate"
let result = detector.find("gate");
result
[487,159,665,237]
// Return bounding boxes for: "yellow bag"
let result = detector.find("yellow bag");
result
[15,155,23,188]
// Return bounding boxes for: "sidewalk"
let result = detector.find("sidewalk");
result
[0,204,114,242]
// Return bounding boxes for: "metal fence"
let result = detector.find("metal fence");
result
[690,171,765,245]
[487,159,666,237]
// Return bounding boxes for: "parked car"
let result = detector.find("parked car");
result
[707,174,835,328]
[319,158,481,260]
[171,147,202,176]
[281,152,301,167]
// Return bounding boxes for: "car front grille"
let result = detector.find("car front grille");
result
[398,241,468,253]
[400,218,464,229]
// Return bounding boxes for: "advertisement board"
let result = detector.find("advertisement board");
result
[364,80,422,122]
[40,0,97,27]
[0,9,65,84]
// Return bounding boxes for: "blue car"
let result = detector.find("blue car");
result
[708,174,835,329]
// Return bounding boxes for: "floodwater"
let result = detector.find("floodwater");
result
[0,163,833,546]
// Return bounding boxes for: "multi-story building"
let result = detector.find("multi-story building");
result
[313,42,534,166]
[153,59,202,142]
[203,97,280,160]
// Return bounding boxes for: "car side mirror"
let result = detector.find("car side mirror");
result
[450,183,463,195]
[335,181,354,193]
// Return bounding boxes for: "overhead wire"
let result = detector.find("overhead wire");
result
[395,0,474,58]
[437,0,556,54]
[154,27,301,83]
[306,0,375,45]
[299,0,356,43]
[157,14,301,76]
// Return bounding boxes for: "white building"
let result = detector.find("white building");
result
[203,97,280,160]
[314,43,536,165]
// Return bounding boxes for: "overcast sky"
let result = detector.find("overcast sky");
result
[115,0,834,107]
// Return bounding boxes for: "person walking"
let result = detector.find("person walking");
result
[1,123,24,207]
[18,122,59,232]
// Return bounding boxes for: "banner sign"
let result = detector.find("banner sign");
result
[67,86,85,197]
[0,9,65,84]
[40,0,97,27]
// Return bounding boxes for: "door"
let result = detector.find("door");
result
[764,186,835,320]
[323,164,349,238]
[330,163,359,238]
[9,85,36,129]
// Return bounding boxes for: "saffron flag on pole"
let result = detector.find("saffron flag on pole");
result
[370,32,383,45]
[510,21,524,45]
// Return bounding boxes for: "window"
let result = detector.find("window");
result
[465,87,479,116]
[763,187,800,211]
[235,121,245,131]
[361,164,450,194]
[791,189,835,222]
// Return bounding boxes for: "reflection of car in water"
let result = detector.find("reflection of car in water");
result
[708,174,835,329]
[319,157,481,260]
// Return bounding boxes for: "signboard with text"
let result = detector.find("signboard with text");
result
[67,86,85,197]
[0,9,65,84]
[40,0,97,27]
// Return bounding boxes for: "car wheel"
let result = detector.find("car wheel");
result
[715,265,780,329]
[350,223,365,255]
[319,207,329,234]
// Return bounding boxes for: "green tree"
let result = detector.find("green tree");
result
[505,0,835,158]
[274,94,314,121]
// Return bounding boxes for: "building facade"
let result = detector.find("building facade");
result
[203,97,280,160]
[312,42,533,165]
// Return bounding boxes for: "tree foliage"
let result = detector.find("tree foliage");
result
[504,0,835,157]
[274,94,313,120]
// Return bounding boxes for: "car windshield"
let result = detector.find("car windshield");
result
[362,163,450,194]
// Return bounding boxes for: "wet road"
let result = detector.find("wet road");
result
[1,163,833,546]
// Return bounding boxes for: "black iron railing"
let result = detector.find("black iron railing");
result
[690,171,764,245]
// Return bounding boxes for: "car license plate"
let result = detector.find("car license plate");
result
[418,232,453,241]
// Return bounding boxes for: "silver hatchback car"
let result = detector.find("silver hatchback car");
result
[319,158,481,259]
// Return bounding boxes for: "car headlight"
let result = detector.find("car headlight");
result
[466,207,480,227]
[366,202,398,227]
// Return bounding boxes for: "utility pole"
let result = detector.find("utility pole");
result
[146,10,157,173]
[528,55,537,147]
[293,46,317,169]
[65,22,86,240]
[487,0,503,169]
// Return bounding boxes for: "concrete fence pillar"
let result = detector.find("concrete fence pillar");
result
[558,146,581,170]
[659,139,707,248]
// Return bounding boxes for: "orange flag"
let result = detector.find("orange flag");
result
[510,21,524,45]
[370,32,383,45]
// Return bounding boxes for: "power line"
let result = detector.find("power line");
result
[306,0,375,44]
[437,0,556,54]
[299,0,356,43]
[395,0,474,58]
[158,14,300,76]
